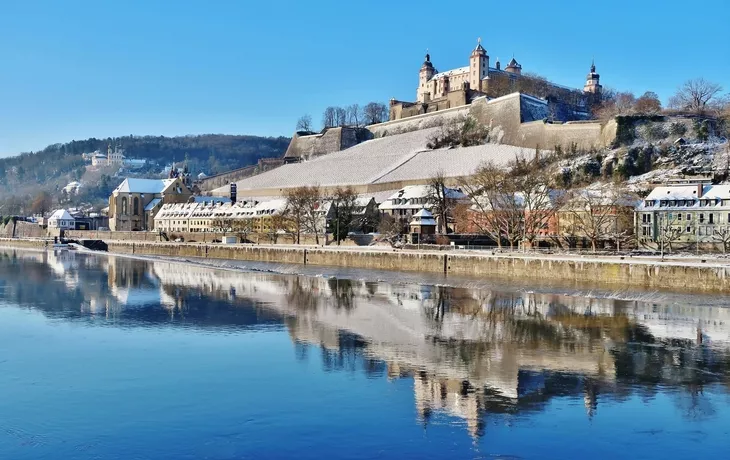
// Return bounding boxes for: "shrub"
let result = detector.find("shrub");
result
[669,122,687,137]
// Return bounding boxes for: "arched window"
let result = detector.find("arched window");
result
[121,197,128,215]
[133,197,140,215]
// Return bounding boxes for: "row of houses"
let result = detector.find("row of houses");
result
[100,174,730,250]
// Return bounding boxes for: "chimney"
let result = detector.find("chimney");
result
[697,183,703,198]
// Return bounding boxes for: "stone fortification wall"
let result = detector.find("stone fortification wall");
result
[197,158,285,192]
[371,93,615,151]
[0,221,44,238]
[284,127,372,161]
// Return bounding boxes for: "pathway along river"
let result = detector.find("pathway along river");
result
[0,248,729,459]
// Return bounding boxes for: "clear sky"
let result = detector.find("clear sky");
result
[1,0,728,156]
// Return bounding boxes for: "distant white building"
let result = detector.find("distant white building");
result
[379,185,469,232]
[48,209,75,230]
[62,181,82,195]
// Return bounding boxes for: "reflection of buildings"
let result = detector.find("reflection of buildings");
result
[3,249,730,441]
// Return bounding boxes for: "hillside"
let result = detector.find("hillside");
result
[0,134,290,215]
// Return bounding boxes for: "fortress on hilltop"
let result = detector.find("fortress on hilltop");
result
[389,39,602,121]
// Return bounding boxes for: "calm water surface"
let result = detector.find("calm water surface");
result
[1,248,729,459]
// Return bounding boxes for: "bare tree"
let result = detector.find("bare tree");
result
[335,107,347,127]
[322,107,336,128]
[267,213,290,244]
[285,186,323,244]
[426,116,489,149]
[347,104,362,127]
[634,91,662,115]
[284,188,308,244]
[460,161,523,249]
[563,185,632,252]
[233,218,254,243]
[712,226,730,253]
[296,115,313,132]
[428,172,460,234]
[669,78,723,115]
[657,212,684,258]
[510,164,562,249]
[376,214,403,247]
[363,102,388,125]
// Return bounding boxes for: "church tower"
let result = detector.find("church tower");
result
[417,52,436,103]
[469,38,489,92]
[583,60,602,99]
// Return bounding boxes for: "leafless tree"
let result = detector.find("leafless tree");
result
[233,218,254,243]
[322,107,336,128]
[510,163,562,249]
[460,161,523,249]
[669,78,723,115]
[712,226,730,253]
[657,212,684,258]
[267,213,291,244]
[335,107,347,127]
[428,172,459,234]
[287,186,323,244]
[634,91,662,115]
[296,115,313,132]
[426,116,490,149]
[376,214,403,247]
[563,185,633,252]
[363,102,388,125]
[347,104,362,127]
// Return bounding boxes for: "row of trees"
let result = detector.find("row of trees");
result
[296,102,389,132]
[211,186,375,246]
[596,78,728,120]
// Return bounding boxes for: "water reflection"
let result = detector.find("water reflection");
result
[1,248,729,441]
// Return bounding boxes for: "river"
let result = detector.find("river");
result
[0,248,728,459]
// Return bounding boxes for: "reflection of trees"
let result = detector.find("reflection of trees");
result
[327,278,355,311]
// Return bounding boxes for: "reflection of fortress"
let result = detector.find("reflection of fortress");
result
[3,250,729,440]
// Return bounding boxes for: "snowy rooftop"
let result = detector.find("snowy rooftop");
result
[213,128,536,196]
[430,66,469,81]
[49,209,74,221]
[114,178,176,194]
[640,184,730,210]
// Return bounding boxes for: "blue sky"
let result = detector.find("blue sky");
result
[1,0,728,156]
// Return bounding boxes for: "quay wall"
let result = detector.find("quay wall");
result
[105,241,730,293]
[2,238,729,293]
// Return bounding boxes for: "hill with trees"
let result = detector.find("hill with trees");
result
[0,134,290,216]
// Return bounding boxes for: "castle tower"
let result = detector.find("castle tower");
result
[583,60,602,99]
[505,57,522,75]
[417,52,436,103]
[469,38,489,92]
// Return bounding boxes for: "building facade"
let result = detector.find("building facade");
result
[108,178,193,231]
[379,185,469,233]
[389,39,601,121]
[636,182,730,250]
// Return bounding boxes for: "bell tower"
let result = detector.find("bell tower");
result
[583,60,602,103]
[417,51,436,103]
[469,38,489,92]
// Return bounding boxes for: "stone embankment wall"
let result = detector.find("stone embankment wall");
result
[101,241,730,293]
[3,238,728,293]
[0,221,44,238]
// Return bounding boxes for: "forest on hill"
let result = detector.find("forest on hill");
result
[0,134,290,215]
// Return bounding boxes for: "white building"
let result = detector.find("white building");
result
[48,209,75,230]
[636,182,730,247]
[379,185,468,232]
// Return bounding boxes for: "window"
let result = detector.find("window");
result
[709,214,714,224]
[687,214,692,221]
[700,213,705,223]
[121,197,128,215]
[686,226,691,233]
[133,197,139,216]
[678,213,683,221]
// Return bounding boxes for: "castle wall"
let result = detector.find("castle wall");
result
[284,127,372,161]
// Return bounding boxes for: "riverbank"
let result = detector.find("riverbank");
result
[3,238,730,292]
